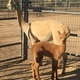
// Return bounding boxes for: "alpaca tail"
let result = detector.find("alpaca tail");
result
[28,23,40,42]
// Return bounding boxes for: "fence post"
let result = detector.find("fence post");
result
[22,0,29,60]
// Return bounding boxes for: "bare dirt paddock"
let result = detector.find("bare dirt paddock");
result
[0,13,80,80]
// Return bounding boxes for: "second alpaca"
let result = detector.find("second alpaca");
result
[31,31,68,80]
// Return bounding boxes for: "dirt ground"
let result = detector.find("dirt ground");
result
[0,13,80,80]
[0,56,80,80]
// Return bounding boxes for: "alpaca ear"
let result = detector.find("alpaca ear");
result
[65,29,70,37]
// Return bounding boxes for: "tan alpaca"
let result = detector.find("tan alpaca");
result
[31,31,68,80]
[7,0,70,73]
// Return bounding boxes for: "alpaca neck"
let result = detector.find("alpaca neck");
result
[59,43,66,55]
[16,3,28,32]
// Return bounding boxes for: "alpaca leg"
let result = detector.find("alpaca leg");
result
[52,59,59,80]
[62,53,67,74]
[34,55,43,80]
[31,62,37,79]
[58,59,61,68]
[35,62,41,80]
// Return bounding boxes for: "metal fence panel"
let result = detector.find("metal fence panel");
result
[0,1,22,61]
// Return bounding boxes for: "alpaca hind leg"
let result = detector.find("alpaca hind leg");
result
[58,59,61,68]
[35,62,41,80]
[35,56,43,80]
[31,62,37,80]
[62,53,67,74]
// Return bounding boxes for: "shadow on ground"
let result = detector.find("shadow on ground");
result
[0,57,80,80]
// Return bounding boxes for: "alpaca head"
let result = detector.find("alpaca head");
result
[7,0,19,11]
[58,31,68,44]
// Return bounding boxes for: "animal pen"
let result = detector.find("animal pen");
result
[0,0,80,80]
[0,0,80,65]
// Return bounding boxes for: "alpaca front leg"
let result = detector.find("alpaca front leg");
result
[52,59,59,80]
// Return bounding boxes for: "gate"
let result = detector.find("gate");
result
[0,0,29,62]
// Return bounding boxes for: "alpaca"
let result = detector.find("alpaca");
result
[7,0,70,74]
[31,31,68,80]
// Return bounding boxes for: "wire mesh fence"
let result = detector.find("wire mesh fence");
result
[29,0,80,11]
[28,11,80,56]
